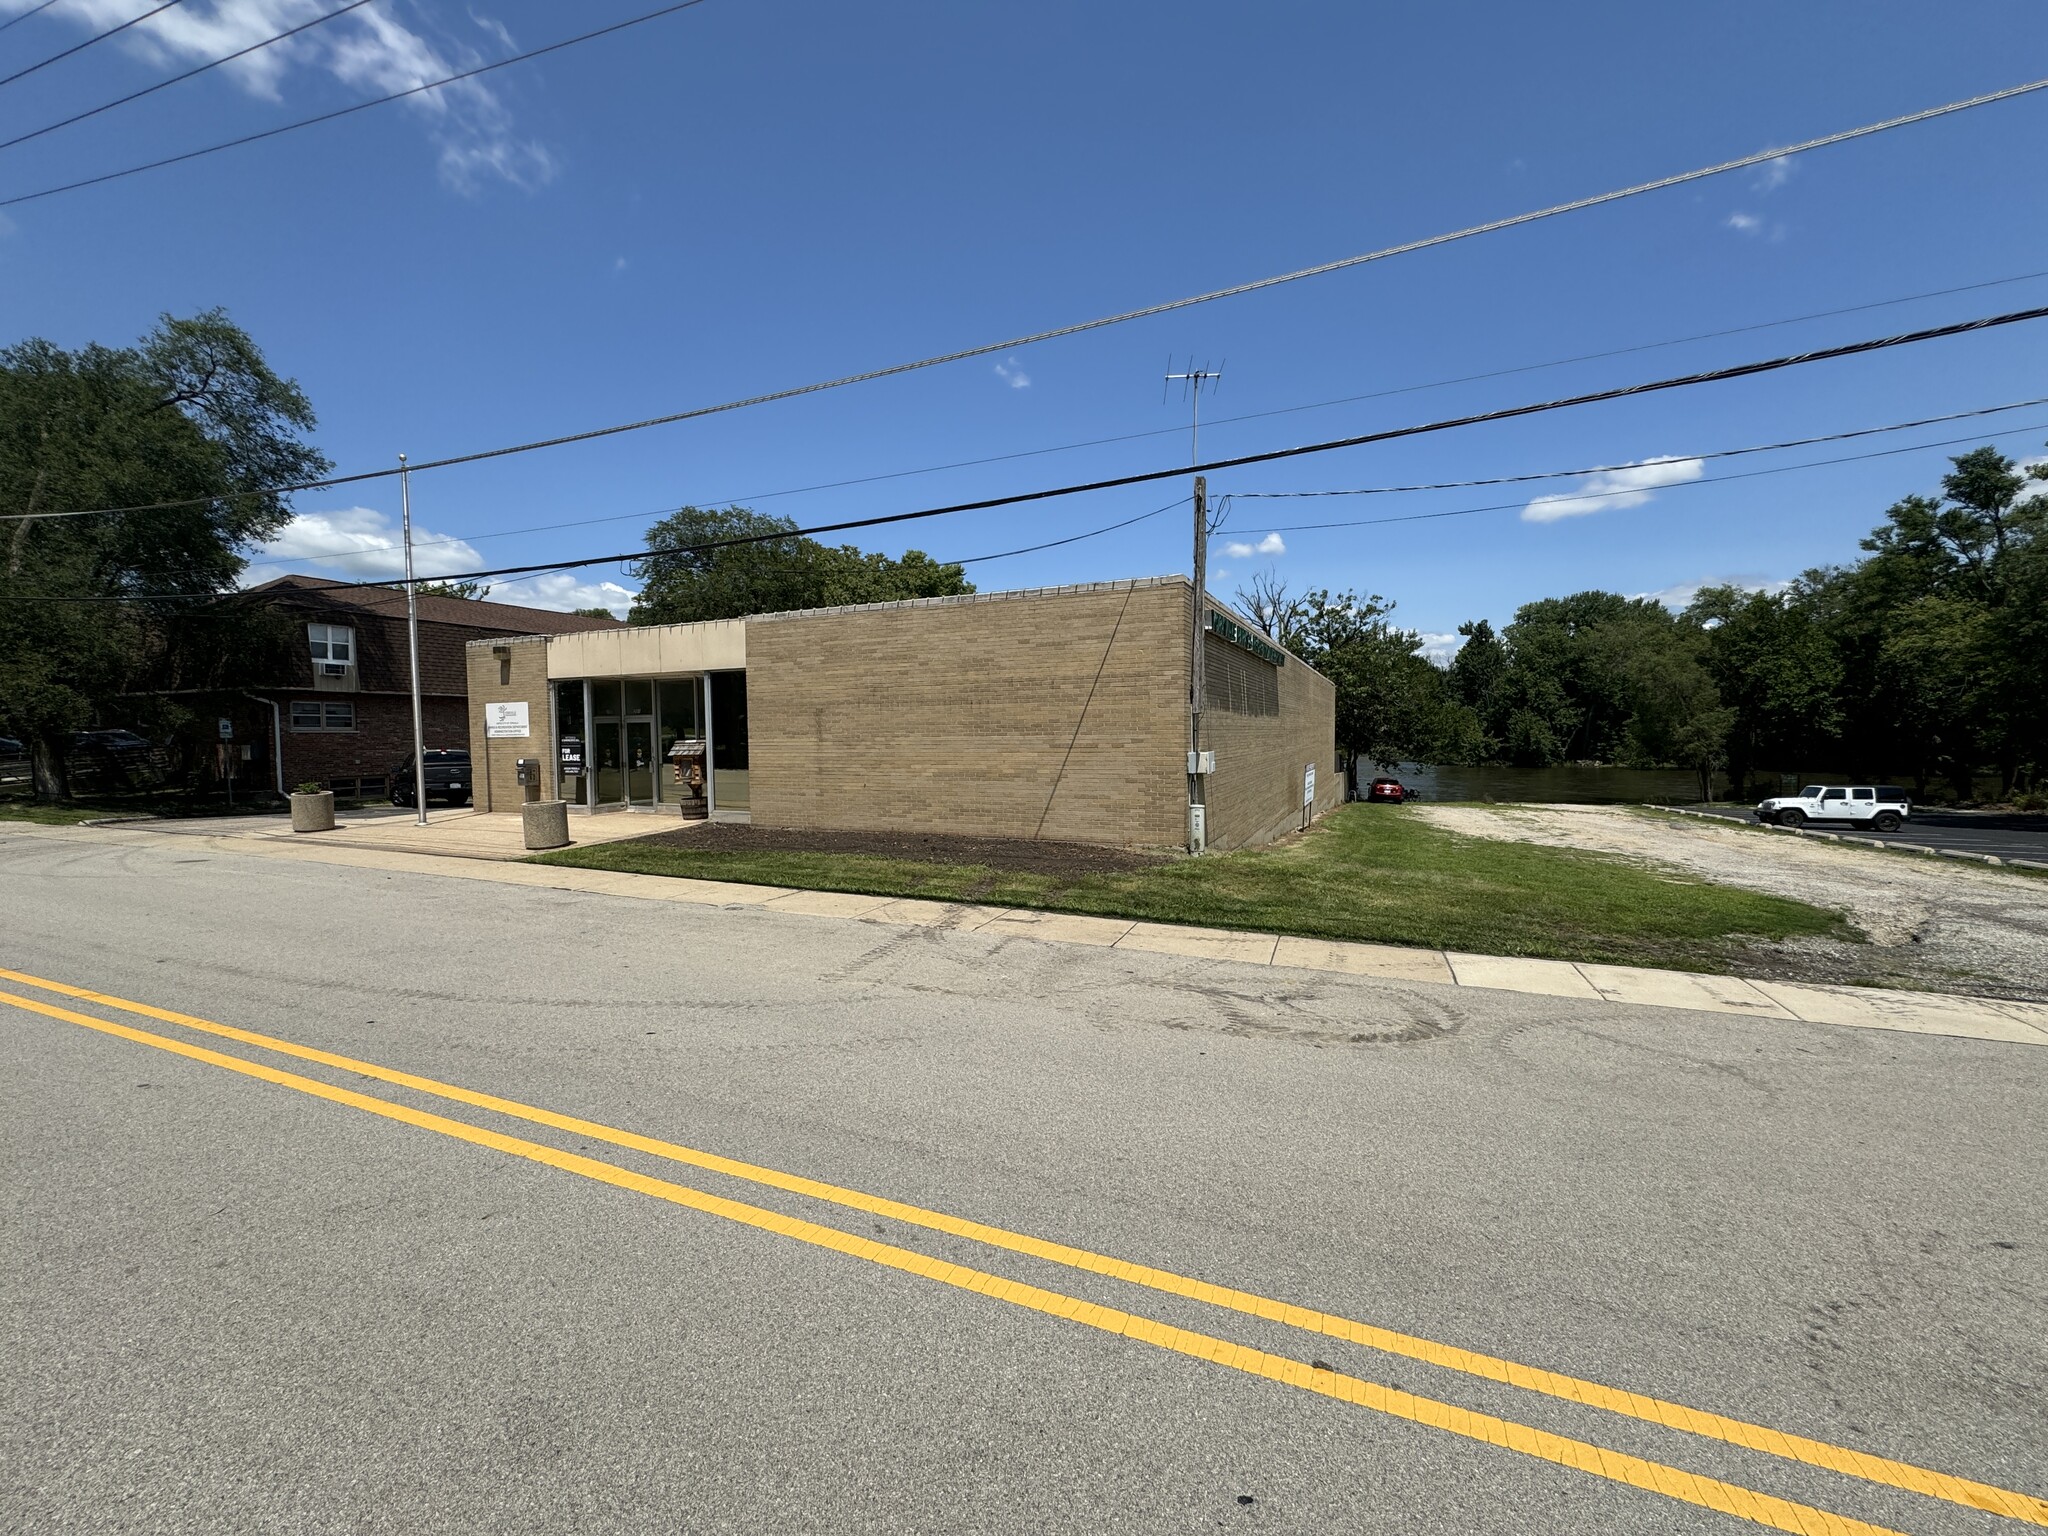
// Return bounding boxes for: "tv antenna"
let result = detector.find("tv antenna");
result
[1163,356,1224,466]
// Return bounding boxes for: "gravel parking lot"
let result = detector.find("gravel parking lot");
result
[1413,803,2048,1001]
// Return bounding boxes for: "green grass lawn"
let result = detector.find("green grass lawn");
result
[0,799,117,825]
[534,805,1853,972]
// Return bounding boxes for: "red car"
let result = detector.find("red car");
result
[1365,776,1412,803]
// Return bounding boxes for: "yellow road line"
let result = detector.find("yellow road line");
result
[10,968,2042,1527]
[6,986,1903,1536]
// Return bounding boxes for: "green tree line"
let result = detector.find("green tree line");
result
[1246,444,2048,802]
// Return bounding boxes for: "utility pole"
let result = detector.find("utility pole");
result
[399,453,428,827]
[1166,360,1221,853]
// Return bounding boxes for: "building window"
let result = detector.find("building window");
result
[307,623,354,665]
[290,700,356,732]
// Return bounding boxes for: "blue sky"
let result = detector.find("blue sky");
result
[4,1,2046,648]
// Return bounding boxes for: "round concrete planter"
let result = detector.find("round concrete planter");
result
[289,790,336,833]
[522,799,571,851]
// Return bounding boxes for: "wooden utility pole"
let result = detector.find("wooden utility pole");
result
[1189,473,1208,851]
[1164,360,1221,853]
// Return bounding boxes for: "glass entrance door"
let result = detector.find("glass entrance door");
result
[625,719,655,806]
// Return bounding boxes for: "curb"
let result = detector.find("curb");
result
[1644,805,2045,872]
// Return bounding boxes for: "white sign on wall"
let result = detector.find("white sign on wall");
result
[485,701,530,738]
[1303,763,1316,806]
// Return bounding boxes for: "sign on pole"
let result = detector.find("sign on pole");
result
[217,718,234,741]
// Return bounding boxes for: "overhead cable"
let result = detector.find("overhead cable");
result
[21,302,2048,604]
[0,0,183,89]
[226,390,2048,576]
[1233,419,2048,534]
[43,261,2048,536]
[16,74,2048,519]
[1219,396,2048,501]
[0,0,377,155]
[0,0,710,206]
[0,1,65,38]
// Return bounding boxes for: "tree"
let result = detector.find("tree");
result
[1,310,329,801]
[569,606,618,621]
[629,505,972,625]
[1291,589,1465,768]
[1233,569,1304,647]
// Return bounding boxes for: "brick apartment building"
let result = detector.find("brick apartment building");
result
[464,576,1340,851]
[222,576,621,798]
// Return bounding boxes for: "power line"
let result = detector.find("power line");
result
[20,76,2048,522]
[227,390,2048,576]
[1234,420,2048,535]
[0,0,377,156]
[0,0,710,207]
[49,262,2048,542]
[0,0,182,89]
[22,301,2048,604]
[0,1,65,38]
[1220,396,2048,502]
[944,496,1190,567]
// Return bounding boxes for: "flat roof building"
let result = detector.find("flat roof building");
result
[465,576,1338,851]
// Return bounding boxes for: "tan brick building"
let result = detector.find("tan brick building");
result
[464,577,1339,851]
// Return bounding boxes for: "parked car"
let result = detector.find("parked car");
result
[66,728,168,790]
[1754,784,1910,832]
[1364,776,1414,804]
[390,749,473,807]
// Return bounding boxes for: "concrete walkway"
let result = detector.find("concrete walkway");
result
[22,817,2048,1049]
[96,805,693,860]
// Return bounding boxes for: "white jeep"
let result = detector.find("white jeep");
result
[1754,784,1910,833]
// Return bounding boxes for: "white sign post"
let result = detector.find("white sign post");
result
[485,702,530,739]
[1303,763,1316,829]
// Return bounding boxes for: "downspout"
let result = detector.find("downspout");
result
[246,694,285,796]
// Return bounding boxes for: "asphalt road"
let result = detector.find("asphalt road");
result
[4,828,2045,1536]
[1682,803,2048,863]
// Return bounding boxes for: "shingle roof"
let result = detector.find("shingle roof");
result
[245,574,624,635]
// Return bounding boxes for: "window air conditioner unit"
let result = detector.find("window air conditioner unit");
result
[319,662,347,677]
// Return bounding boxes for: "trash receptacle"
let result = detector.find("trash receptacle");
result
[522,799,570,850]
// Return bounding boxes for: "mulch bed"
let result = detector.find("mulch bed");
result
[633,822,1171,877]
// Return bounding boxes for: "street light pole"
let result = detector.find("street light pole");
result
[399,453,428,827]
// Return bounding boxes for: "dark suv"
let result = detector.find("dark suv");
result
[391,749,473,807]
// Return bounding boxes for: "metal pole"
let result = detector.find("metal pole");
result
[399,454,428,827]
[1189,474,1207,852]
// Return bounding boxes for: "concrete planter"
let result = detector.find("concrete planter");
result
[289,790,336,833]
[522,799,571,851]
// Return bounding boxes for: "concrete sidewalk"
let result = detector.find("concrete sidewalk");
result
[93,805,689,860]
[16,818,2046,1049]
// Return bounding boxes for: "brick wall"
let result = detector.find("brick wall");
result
[1198,620,1342,851]
[464,636,554,811]
[746,580,1192,846]
[275,694,467,794]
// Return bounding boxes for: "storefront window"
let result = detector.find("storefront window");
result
[554,680,586,806]
[658,678,705,811]
[710,670,748,810]
[590,679,623,805]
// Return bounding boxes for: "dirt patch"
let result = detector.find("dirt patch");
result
[1413,804,2048,1001]
[632,822,1172,878]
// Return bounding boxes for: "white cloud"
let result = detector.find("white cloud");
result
[1726,211,1763,234]
[1753,153,1795,192]
[1522,456,1705,523]
[12,1,551,192]
[1635,574,1791,611]
[1223,532,1286,558]
[993,356,1031,390]
[253,506,483,580]
[485,572,638,617]
[1417,631,1464,663]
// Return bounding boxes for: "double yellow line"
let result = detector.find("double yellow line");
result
[5,964,2042,1535]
